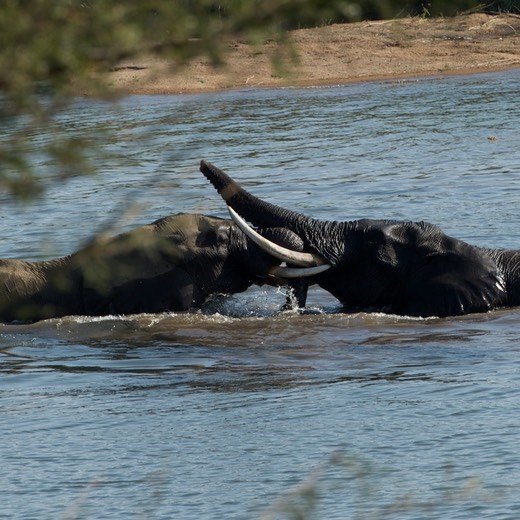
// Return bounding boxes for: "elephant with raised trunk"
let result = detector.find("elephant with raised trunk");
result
[0,212,302,323]
[200,160,520,318]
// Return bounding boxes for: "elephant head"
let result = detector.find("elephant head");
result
[200,160,515,318]
[0,213,301,322]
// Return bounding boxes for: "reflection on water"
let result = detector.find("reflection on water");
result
[2,70,520,519]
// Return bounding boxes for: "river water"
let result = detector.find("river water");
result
[2,70,520,519]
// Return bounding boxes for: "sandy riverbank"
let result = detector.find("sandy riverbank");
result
[108,13,520,94]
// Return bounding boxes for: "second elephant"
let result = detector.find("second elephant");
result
[0,212,301,322]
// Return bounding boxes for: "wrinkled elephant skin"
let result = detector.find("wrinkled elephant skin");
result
[201,161,520,318]
[0,213,284,322]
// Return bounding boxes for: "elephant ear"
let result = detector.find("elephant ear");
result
[397,247,507,318]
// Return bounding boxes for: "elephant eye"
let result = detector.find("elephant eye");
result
[196,226,229,247]
[215,225,230,245]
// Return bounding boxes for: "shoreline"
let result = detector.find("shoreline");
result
[112,62,520,97]
[107,13,520,96]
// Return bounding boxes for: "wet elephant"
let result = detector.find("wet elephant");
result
[0,212,303,322]
[200,160,520,318]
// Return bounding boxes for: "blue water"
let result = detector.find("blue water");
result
[2,69,520,519]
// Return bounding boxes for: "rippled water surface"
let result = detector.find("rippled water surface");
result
[2,70,520,519]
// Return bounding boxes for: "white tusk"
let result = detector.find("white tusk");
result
[269,264,331,279]
[228,206,327,268]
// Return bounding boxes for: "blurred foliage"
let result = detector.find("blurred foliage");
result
[1,0,518,199]
[259,451,487,520]
[0,0,354,199]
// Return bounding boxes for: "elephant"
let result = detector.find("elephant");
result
[0,212,305,323]
[200,160,520,318]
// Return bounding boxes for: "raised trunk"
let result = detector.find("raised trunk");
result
[201,161,312,232]
[200,161,343,265]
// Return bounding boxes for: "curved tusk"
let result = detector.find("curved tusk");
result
[269,264,331,279]
[228,206,327,268]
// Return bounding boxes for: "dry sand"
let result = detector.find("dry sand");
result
[109,13,520,94]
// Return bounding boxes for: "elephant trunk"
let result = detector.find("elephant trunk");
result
[200,161,345,267]
[200,160,309,233]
